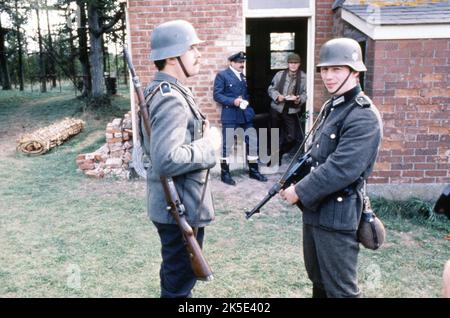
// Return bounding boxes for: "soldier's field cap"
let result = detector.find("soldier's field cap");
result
[228,51,246,62]
[287,53,301,63]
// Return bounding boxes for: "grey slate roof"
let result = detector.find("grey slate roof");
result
[337,1,450,25]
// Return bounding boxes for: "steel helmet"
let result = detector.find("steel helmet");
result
[316,38,367,72]
[357,197,386,250]
[149,20,204,61]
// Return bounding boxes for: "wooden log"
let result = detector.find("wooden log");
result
[17,118,85,156]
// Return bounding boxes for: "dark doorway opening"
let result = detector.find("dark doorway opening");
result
[245,17,308,129]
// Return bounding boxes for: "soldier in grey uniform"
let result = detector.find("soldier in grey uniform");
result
[141,20,217,298]
[280,38,383,298]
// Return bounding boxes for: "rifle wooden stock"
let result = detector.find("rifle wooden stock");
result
[123,47,151,138]
[160,176,214,281]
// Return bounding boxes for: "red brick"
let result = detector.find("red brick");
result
[425,170,448,177]
[402,171,424,178]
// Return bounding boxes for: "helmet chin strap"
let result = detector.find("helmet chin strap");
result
[330,68,353,95]
[177,56,191,78]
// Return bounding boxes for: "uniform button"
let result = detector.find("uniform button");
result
[201,179,206,183]
[330,133,336,139]
[316,144,319,148]
[337,197,343,202]
[331,108,334,111]
[310,167,315,171]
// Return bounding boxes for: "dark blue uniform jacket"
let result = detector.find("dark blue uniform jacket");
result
[213,68,255,124]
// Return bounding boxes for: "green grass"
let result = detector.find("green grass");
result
[0,87,449,297]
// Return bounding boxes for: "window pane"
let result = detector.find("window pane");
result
[271,52,290,70]
[270,33,295,51]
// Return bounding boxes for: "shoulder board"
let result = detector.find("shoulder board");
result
[355,94,372,108]
[159,81,172,96]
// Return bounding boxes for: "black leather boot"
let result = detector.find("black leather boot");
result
[220,163,236,186]
[248,162,267,182]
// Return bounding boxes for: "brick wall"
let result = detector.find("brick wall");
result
[127,1,449,186]
[314,0,336,112]
[128,0,245,124]
[368,39,450,184]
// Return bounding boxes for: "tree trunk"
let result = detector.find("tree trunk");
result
[88,3,105,98]
[15,0,24,91]
[68,26,75,82]
[76,0,90,97]
[36,7,47,93]
[45,0,56,88]
[0,17,12,90]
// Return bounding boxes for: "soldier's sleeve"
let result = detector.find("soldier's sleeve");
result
[213,72,235,106]
[294,105,382,210]
[267,71,282,102]
[149,92,216,178]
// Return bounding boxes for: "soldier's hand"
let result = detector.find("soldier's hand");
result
[294,95,301,104]
[280,184,299,205]
[203,120,221,150]
[277,95,285,102]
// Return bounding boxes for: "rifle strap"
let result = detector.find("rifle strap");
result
[194,169,210,223]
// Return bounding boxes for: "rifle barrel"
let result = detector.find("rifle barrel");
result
[245,183,281,219]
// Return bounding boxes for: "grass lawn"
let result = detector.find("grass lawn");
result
[0,86,449,297]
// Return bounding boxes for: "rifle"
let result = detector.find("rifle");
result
[123,47,151,139]
[123,47,213,281]
[160,177,214,281]
[245,103,327,219]
[245,152,312,219]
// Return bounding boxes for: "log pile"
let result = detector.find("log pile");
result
[17,118,85,156]
[76,112,134,179]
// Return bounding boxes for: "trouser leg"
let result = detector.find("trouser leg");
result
[308,225,361,298]
[303,224,327,298]
[153,222,205,298]
[221,124,236,160]
[281,112,301,156]
[269,108,283,164]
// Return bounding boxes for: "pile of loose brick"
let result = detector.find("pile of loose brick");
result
[76,112,134,179]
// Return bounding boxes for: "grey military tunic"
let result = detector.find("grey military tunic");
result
[294,85,382,297]
[141,72,216,227]
[295,86,382,229]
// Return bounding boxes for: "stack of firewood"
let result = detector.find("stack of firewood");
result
[17,118,85,155]
[76,112,133,178]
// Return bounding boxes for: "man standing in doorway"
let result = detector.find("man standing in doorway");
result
[268,53,307,166]
[213,51,267,185]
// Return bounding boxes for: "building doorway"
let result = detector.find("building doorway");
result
[246,17,308,127]
[245,17,309,161]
